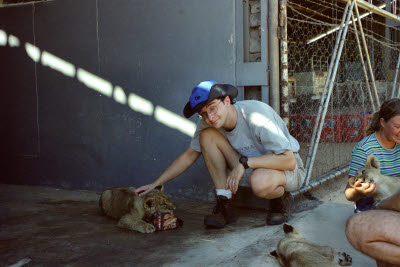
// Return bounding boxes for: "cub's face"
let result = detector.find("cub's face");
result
[350,155,381,186]
[354,166,381,184]
[143,190,176,216]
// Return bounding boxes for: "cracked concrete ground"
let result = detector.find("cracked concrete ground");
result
[0,179,376,266]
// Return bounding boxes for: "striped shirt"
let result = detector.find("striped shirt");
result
[349,132,400,176]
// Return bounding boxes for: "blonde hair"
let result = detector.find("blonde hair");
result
[365,98,400,136]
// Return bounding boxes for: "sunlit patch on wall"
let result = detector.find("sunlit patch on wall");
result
[8,35,19,47]
[1,28,195,138]
[0,29,7,46]
[77,68,113,97]
[25,43,41,62]
[154,106,196,137]
[128,92,154,116]
[113,86,127,105]
[41,51,76,77]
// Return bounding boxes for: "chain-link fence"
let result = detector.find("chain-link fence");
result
[286,0,400,180]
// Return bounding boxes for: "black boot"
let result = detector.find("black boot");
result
[266,192,293,225]
[204,196,238,228]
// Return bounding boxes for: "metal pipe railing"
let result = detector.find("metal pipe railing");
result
[269,0,280,114]
[290,163,350,198]
[305,2,351,171]
[279,0,289,127]
[351,13,376,112]
[304,1,355,186]
[392,51,400,98]
[351,0,400,22]
[354,0,380,109]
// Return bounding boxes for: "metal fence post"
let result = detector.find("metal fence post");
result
[304,0,355,186]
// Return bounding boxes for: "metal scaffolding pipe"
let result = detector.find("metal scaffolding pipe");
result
[351,13,376,112]
[392,51,400,98]
[354,0,380,109]
[350,0,400,22]
[305,2,350,170]
[290,163,350,197]
[305,1,355,186]
[243,0,250,62]
[307,2,385,45]
[269,0,280,113]
[279,0,289,126]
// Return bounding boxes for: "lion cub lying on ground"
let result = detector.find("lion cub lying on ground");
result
[349,154,400,202]
[270,224,352,267]
[99,186,176,233]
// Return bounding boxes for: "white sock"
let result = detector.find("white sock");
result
[216,189,232,199]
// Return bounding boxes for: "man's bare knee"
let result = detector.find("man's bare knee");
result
[346,213,364,250]
[199,127,221,145]
[249,170,276,199]
[249,169,286,199]
[251,183,272,198]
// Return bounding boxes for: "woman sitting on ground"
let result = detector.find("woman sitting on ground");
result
[344,98,400,266]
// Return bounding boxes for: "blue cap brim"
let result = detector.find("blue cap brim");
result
[183,84,238,118]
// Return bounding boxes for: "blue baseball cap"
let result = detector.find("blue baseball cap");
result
[183,80,238,118]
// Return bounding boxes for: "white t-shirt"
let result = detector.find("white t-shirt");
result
[190,100,300,156]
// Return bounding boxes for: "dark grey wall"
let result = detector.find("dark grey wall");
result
[0,0,239,200]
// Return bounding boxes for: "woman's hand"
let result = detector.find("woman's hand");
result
[353,180,378,197]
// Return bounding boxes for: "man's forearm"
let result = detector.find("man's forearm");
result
[344,186,363,202]
[247,150,296,171]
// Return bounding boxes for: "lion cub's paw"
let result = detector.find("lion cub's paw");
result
[336,251,352,266]
[138,223,156,234]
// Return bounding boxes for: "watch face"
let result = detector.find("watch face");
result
[239,156,248,168]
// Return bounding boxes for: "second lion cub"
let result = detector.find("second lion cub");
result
[350,154,400,202]
[270,223,352,267]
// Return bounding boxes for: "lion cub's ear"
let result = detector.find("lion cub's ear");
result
[269,250,279,259]
[348,177,356,187]
[154,185,164,192]
[283,223,294,233]
[366,155,380,169]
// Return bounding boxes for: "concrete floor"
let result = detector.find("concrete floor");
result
[0,183,376,267]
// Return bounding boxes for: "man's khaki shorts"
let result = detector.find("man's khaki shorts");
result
[238,152,306,192]
[284,152,306,192]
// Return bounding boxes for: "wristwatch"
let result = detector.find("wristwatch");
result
[239,155,250,169]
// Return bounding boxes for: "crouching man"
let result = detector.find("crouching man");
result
[135,80,305,228]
